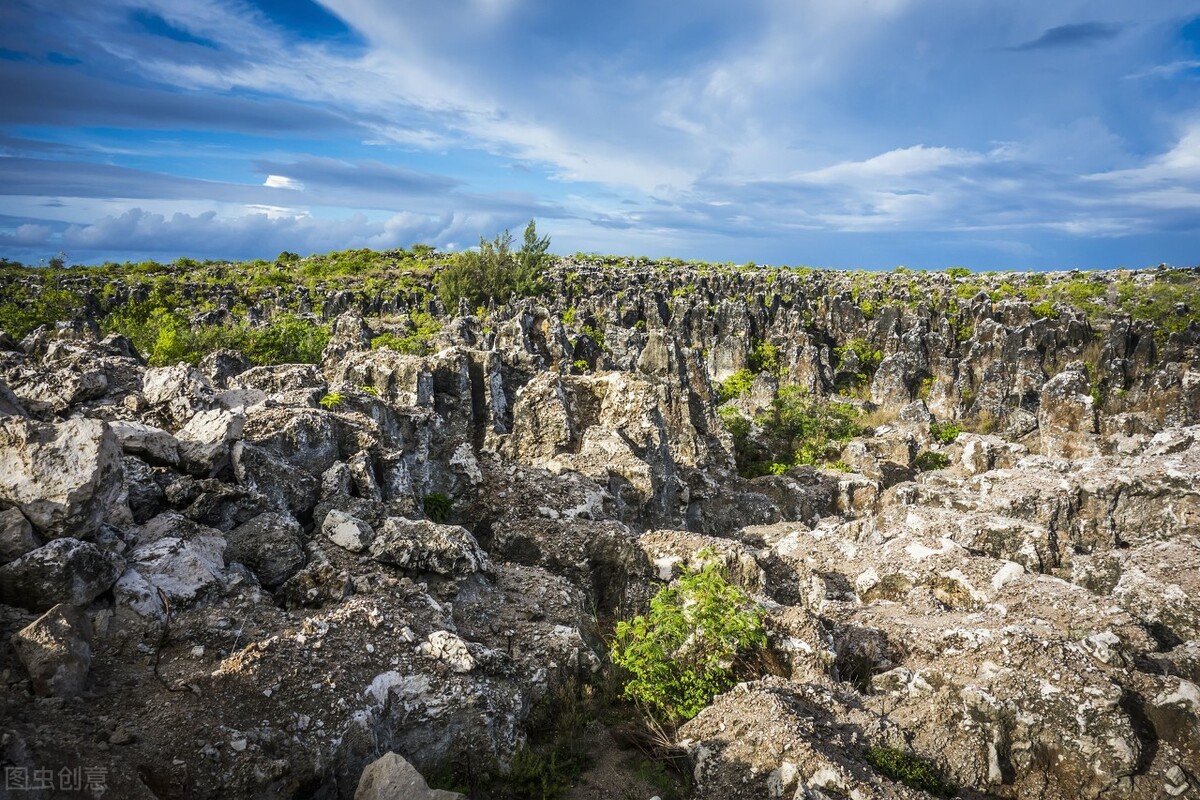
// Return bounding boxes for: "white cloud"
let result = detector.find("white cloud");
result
[262,174,303,190]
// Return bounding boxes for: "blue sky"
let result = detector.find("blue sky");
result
[0,0,1198,269]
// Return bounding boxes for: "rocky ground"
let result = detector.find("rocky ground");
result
[0,258,1197,799]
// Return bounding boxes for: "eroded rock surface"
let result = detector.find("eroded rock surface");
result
[0,261,1197,799]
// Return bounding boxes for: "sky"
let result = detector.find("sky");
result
[0,1,1198,270]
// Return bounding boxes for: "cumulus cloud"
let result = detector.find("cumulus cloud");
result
[47,207,533,260]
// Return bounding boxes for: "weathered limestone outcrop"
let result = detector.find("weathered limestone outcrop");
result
[0,261,1196,799]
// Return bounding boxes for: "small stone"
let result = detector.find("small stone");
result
[230,738,247,752]
[109,728,135,746]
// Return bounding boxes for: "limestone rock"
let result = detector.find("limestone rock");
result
[227,512,305,588]
[0,506,39,564]
[177,408,245,475]
[0,538,123,612]
[369,517,490,576]
[115,533,226,617]
[354,752,465,800]
[0,417,122,538]
[322,510,373,553]
[142,364,216,428]
[10,603,92,698]
[108,420,180,466]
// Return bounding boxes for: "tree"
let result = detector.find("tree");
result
[436,220,550,311]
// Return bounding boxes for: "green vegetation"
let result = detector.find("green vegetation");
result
[102,300,330,367]
[580,324,605,350]
[0,286,85,339]
[437,220,550,310]
[715,339,781,403]
[370,310,442,356]
[929,421,962,445]
[833,338,883,391]
[865,746,956,797]
[720,388,861,478]
[915,451,950,471]
[748,340,780,375]
[945,267,971,279]
[318,392,344,409]
[422,492,452,523]
[717,368,755,403]
[611,555,767,722]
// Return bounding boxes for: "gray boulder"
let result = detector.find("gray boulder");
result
[115,533,226,618]
[232,441,319,516]
[0,417,122,538]
[10,603,93,698]
[142,364,215,428]
[0,377,27,418]
[370,517,490,576]
[354,752,465,800]
[227,512,305,588]
[322,510,374,553]
[0,538,124,612]
[0,506,39,564]
[108,420,180,466]
[177,408,245,475]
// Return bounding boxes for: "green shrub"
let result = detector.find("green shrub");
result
[929,421,961,445]
[833,338,883,387]
[423,492,452,523]
[580,324,605,350]
[319,392,344,409]
[945,267,971,279]
[767,388,860,467]
[1031,300,1057,319]
[370,310,442,356]
[243,313,330,365]
[0,286,85,339]
[865,746,955,797]
[915,451,949,471]
[718,389,860,478]
[749,340,780,376]
[717,369,755,403]
[611,556,766,722]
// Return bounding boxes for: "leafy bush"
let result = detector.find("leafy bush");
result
[580,324,605,350]
[611,556,766,721]
[833,338,883,389]
[242,313,331,365]
[865,746,956,797]
[717,368,755,403]
[370,310,442,356]
[1031,300,1057,319]
[929,421,962,445]
[437,220,550,310]
[749,340,780,375]
[915,451,949,471]
[423,492,452,523]
[319,392,344,409]
[719,389,861,478]
[0,286,85,339]
[103,298,330,367]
